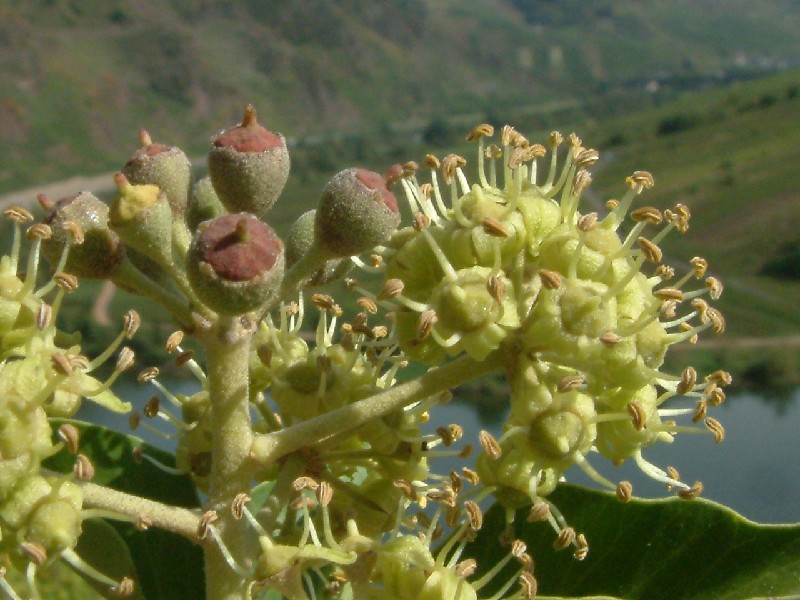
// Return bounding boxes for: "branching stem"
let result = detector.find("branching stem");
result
[251,351,503,465]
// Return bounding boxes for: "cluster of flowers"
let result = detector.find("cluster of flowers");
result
[0,205,135,598]
[0,103,729,599]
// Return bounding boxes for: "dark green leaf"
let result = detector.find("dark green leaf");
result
[462,484,800,600]
[70,518,146,600]
[46,420,205,600]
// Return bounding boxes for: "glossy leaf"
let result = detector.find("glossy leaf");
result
[71,518,146,600]
[462,484,800,600]
[45,420,205,600]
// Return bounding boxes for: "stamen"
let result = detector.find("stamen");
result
[61,549,135,598]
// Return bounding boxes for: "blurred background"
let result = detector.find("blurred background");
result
[2,0,800,525]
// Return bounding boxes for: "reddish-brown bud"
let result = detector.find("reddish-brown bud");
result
[207,105,290,216]
[187,213,284,314]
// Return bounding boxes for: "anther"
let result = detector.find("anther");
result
[143,396,161,418]
[416,309,438,341]
[36,303,52,330]
[467,123,495,141]
[26,223,53,241]
[575,148,599,167]
[462,467,480,486]
[402,161,419,176]
[74,454,95,481]
[630,206,663,224]
[677,481,704,500]
[357,297,378,314]
[567,133,582,148]
[441,154,466,184]
[706,307,726,333]
[413,212,431,231]
[292,476,319,491]
[426,488,456,507]
[114,577,135,598]
[318,481,333,507]
[58,424,81,454]
[637,237,663,263]
[436,426,456,447]
[137,367,159,383]
[165,331,184,353]
[548,131,564,148]
[53,272,80,292]
[627,401,647,431]
[553,527,576,551]
[705,370,733,387]
[378,278,405,301]
[20,541,47,566]
[577,212,598,231]
[654,287,684,302]
[425,154,441,169]
[464,500,483,530]
[51,351,73,376]
[616,481,633,503]
[704,417,726,443]
[691,257,708,278]
[573,169,592,195]
[666,466,681,490]
[501,125,518,147]
[527,502,550,522]
[705,276,724,299]
[455,559,477,579]
[63,220,85,245]
[479,430,502,459]
[3,205,34,223]
[128,412,141,430]
[116,347,136,372]
[487,275,507,303]
[122,310,142,339]
[392,479,417,500]
[482,216,510,237]
[574,533,589,561]
[231,494,250,519]
[600,331,622,345]
[692,399,708,423]
[677,366,698,395]
[627,170,655,189]
[557,373,586,393]
[197,510,219,539]
[538,268,563,290]
[311,293,337,312]
[655,265,675,281]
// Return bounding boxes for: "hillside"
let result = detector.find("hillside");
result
[2,0,800,191]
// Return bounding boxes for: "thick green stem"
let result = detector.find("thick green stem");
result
[80,481,200,542]
[203,317,257,600]
[251,351,503,465]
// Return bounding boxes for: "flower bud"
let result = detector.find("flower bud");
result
[109,173,174,268]
[315,168,400,257]
[187,213,284,314]
[187,176,226,231]
[286,210,350,286]
[207,105,290,216]
[122,130,192,216]
[41,191,126,278]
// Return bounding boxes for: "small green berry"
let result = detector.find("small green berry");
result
[122,130,192,215]
[315,168,400,257]
[40,192,126,278]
